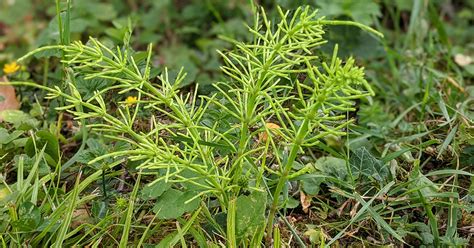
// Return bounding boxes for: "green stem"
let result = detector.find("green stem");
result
[265,126,305,243]
[55,0,63,44]
[265,102,319,243]
[318,20,384,38]
[42,58,49,85]
[18,45,65,63]
[231,12,309,168]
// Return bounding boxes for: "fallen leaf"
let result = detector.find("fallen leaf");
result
[0,76,20,121]
[71,207,91,228]
[300,191,311,214]
[337,199,351,217]
[258,122,281,142]
[454,54,472,67]
[350,201,360,218]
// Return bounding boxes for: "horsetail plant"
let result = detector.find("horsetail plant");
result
[16,5,382,246]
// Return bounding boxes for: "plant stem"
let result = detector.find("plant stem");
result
[265,101,320,244]
[318,20,384,38]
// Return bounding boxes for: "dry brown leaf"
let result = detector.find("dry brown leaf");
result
[350,202,360,218]
[454,54,472,67]
[258,122,281,142]
[71,208,91,228]
[0,76,20,121]
[337,199,351,217]
[300,191,311,214]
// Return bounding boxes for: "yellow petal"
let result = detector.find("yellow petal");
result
[3,62,20,75]
[125,96,138,105]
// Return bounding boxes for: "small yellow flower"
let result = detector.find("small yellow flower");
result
[125,96,138,105]
[3,62,20,75]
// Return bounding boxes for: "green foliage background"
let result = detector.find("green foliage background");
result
[0,0,473,247]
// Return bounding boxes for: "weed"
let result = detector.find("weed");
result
[1,0,472,247]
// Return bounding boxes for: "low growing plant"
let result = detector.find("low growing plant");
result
[15,5,383,246]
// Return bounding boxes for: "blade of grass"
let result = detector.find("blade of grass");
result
[390,102,421,128]
[262,174,306,247]
[18,145,45,198]
[55,0,63,46]
[353,191,406,244]
[436,124,458,159]
[137,214,158,247]
[119,173,141,248]
[446,157,460,239]
[176,221,188,248]
[438,96,452,125]
[158,208,202,247]
[404,0,423,49]
[187,225,209,248]
[425,169,473,177]
[382,147,413,164]
[250,225,266,247]
[31,167,109,246]
[53,169,82,248]
[64,0,71,45]
[417,189,440,247]
[326,181,397,246]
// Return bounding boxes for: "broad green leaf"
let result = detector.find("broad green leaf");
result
[161,45,199,88]
[235,190,266,239]
[76,77,112,100]
[316,0,381,25]
[301,176,323,195]
[304,229,324,245]
[285,197,300,209]
[315,156,348,181]
[0,0,32,25]
[0,110,39,130]
[11,202,42,232]
[350,147,388,182]
[75,2,117,21]
[0,128,23,145]
[141,180,170,200]
[153,189,199,219]
[25,130,60,166]
[420,231,434,245]
[409,163,438,199]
